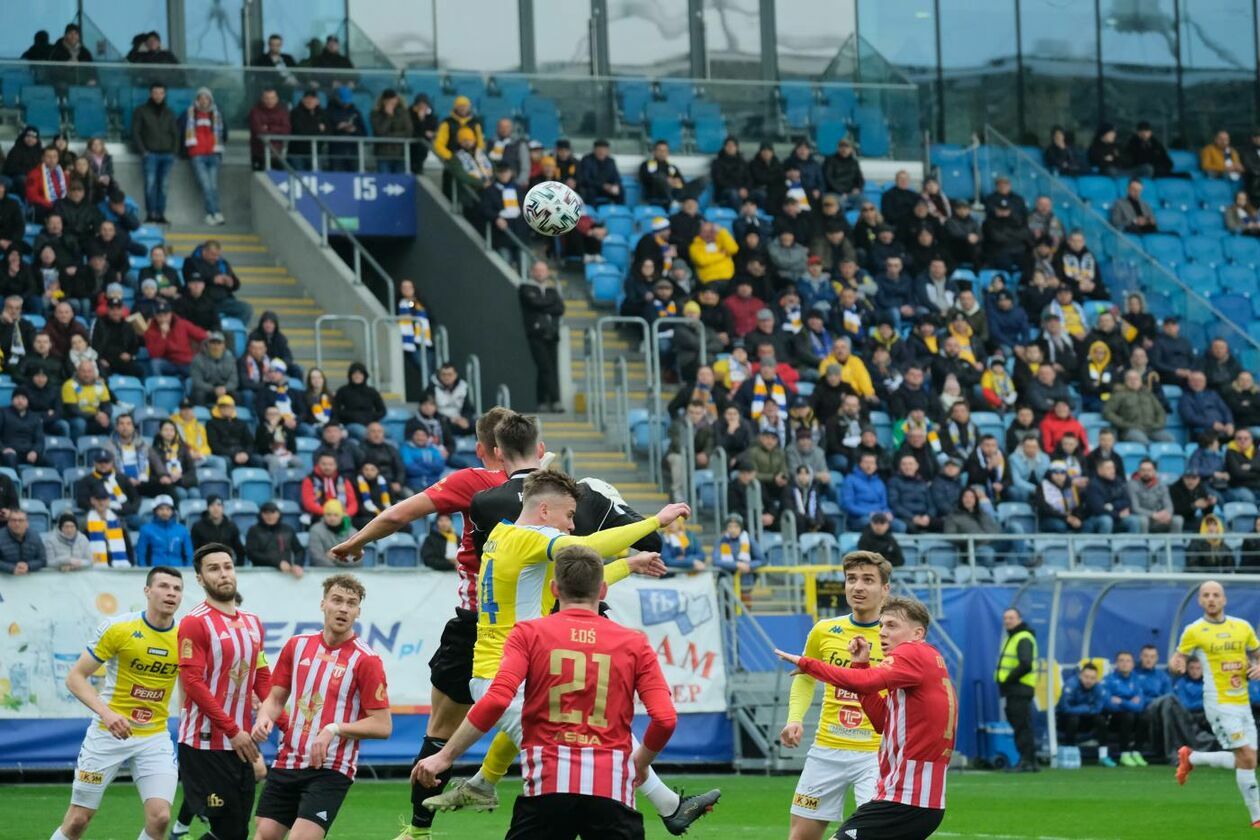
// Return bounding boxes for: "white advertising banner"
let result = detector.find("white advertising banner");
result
[0,568,727,717]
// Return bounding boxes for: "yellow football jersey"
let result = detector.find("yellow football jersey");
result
[471,516,659,679]
[1177,615,1260,707]
[787,614,884,752]
[86,610,180,736]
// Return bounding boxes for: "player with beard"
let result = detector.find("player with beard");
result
[171,543,286,840]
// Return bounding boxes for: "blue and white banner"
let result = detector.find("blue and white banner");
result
[0,568,727,717]
[268,172,417,236]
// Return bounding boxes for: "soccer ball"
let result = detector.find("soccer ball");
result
[523,180,583,236]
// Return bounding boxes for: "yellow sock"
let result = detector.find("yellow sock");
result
[481,730,519,785]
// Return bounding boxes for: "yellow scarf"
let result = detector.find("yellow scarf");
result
[750,376,787,420]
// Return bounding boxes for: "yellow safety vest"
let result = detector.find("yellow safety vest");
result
[995,629,1038,688]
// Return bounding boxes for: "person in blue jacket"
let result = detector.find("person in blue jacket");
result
[1134,644,1173,706]
[711,513,764,579]
[1057,662,1106,749]
[1103,651,1147,767]
[134,494,193,566]
[661,516,706,573]
[1174,656,1206,719]
[840,451,891,531]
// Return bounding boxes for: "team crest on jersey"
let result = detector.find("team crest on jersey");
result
[229,659,249,687]
[375,683,386,702]
[181,638,194,660]
[298,692,324,733]
[792,793,820,810]
[77,769,104,785]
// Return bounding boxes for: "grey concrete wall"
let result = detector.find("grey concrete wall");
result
[112,154,255,229]
[368,176,538,411]
[248,174,405,397]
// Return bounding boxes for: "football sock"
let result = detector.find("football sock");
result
[1191,750,1238,770]
[480,730,519,786]
[639,767,681,816]
[137,832,158,840]
[49,830,71,840]
[1238,769,1260,822]
[466,769,493,791]
[171,823,190,834]
[411,736,451,828]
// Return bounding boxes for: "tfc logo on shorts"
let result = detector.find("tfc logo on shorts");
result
[793,793,821,811]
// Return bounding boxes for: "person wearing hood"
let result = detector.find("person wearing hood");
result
[710,136,751,209]
[130,82,179,224]
[189,330,238,405]
[1190,513,1236,569]
[433,95,484,162]
[325,85,367,172]
[1225,428,1260,503]
[3,127,45,198]
[1036,460,1090,532]
[42,512,91,571]
[1078,339,1119,411]
[134,494,192,566]
[178,87,228,225]
[245,501,303,577]
[746,142,782,209]
[1170,470,1217,531]
[333,361,386,438]
[1088,124,1124,175]
[1103,369,1172,444]
[996,607,1039,772]
[306,499,356,567]
[21,30,53,62]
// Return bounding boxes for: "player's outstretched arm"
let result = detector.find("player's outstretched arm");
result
[252,684,289,743]
[329,491,438,563]
[66,650,131,740]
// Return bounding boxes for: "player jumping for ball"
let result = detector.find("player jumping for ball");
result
[1172,580,1260,828]
[780,551,891,840]
[47,566,185,840]
[776,596,957,840]
[416,545,678,839]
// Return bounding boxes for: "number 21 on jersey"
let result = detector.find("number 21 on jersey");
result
[549,648,611,729]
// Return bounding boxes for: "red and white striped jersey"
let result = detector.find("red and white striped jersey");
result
[796,640,957,811]
[423,467,506,610]
[269,632,390,779]
[177,602,269,749]
[466,608,677,808]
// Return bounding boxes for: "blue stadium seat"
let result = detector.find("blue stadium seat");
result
[852,105,889,157]
[196,467,231,501]
[688,100,723,122]
[43,437,76,472]
[232,467,273,505]
[778,82,815,110]
[1143,234,1184,269]
[648,117,683,151]
[996,502,1036,534]
[603,212,633,240]
[657,79,694,107]
[380,532,419,567]
[601,234,630,270]
[1076,175,1119,209]
[783,101,811,130]
[693,117,727,154]
[524,100,560,147]
[1150,441,1185,475]
[1196,179,1234,212]
[24,101,62,136]
[589,266,622,305]
[492,74,532,110]
[277,467,305,504]
[1154,209,1188,238]
[1178,263,1217,295]
[20,467,62,506]
[1184,234,1226,268]
[1189,208,1226,236]
[1216,264,1254,295]
[1112,539,1151,570]
[276,498,302,532]
[616,79,652,124]
[1169,149,1199,176]
[478,97,516,127]
[1157,178,1195,212]
[0,68,33,104]
[1213,293,1254,327]
[819,83,857,117]
[1224,501,1259,533]
[404,70,443,97]
[704,206,737,226]
[133,405,167,438]
[19,84,56,104]
[76,436,110,466]
[226,499,259,535]
[109,375,145,409]
[145,376,185,412]
[1225,236,1260,269]
[1114,442,1148,475]
[447,72,487,102]
[21,499,49,534]
[644,100,684,123]
[71,101,108,138]
[1078,540,1114,570]
[814,120,848,153]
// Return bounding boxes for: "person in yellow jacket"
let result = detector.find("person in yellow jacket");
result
[689,221,739,288]
[996,607,1039,772]
[169,398,211,459]
[815,336,875,401]
[432,95,484,161]
[1201,130,1243,180]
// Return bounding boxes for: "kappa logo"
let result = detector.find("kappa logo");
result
[76,769,104,785]
[792,793,820,810]
[206,792,225,808]
[132,630,144,639]
[829,626,844,635]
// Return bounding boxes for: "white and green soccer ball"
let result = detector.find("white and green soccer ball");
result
[523,180,584,236]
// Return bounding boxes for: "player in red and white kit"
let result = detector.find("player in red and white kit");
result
[328,408,515,838]
[251,574,393,839]
[415,544,679,840]
[776,596,957,840]
[172,543,285,840]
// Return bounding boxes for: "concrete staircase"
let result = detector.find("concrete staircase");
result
[161,229,369,392]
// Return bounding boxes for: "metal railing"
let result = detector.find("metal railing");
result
[648,315,707,495]
[984,125,1260,359]
[613,356,632,459]
[369,315,421,387]
[267,153,398,314]
[464,355,483,416]
[590,316,652,444]
[582,328,598,426]
[314,314,373,383]
[559,447,575,476]
[708,445,729,533]
[495,383,511,410]
[263,133,414,175]
[434,325,450,369]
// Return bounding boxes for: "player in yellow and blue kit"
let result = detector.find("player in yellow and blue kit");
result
[48,566,185,840]
[1172,580,1260,828]
[780,551,892,840]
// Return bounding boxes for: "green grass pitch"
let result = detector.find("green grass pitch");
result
[0,766,1251,839]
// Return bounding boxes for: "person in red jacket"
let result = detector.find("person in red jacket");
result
[723,275,767,338]
[144,300,208,378]
[1040,397,1091,455]
[26,145,67,221]
[180,87,228,226]
[248,87,291,172]
[300,452,359,519]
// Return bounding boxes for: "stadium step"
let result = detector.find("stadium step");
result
[164,225,364,386]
